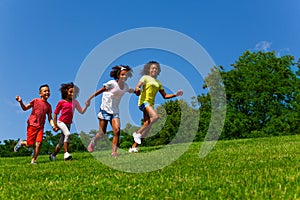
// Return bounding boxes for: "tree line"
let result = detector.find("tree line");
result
[1,50,299,157]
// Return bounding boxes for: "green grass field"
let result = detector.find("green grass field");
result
[0,135,299,199]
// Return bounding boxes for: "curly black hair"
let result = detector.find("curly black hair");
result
[140,61,161,76]
[110,65,133,80]
[60,82,79,99]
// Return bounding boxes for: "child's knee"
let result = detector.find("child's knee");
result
[65,132,71,137]
[56,143,63,149]
[113,127,120,134]
[35,142,42,147]
[151,115,159,123]
[63,132,71,142]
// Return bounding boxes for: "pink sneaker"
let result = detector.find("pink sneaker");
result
[87,142,95,152]
[112,152,117,158]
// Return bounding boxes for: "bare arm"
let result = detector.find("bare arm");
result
[47,114,55,128]
[159,89,183,99]
[47,112,58,132]
[77,101,90,114]
[53,113,58,128]
[134,81,143,96]
[128,88,140,96]
[16,96,32,111]
[128,88,135,93]
[85,86,106,105]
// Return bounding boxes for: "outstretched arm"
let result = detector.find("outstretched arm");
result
[85,86,106,105]
[15,96,32,111]
[159,89,183,99]
[128,88,135,93]
[77,101,90,114]
[127,88,141,96]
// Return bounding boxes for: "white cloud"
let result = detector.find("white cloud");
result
[254,41,272,51]
[276,48,290,57]
[253,42,291,57]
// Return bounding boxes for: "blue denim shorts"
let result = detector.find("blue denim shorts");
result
[138,102,150,111]
[98,109,119,121]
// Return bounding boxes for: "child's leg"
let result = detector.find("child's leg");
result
[63,142,69,153]
[57,121,71,153]
[111,118,120,153]
[52,134,64,156]
[26,125,39,148]
[31,127,44,162]
[94,119,108,142]
[131,119,150,149]
[131,106,158,149]
[31,141,42,163]
[137,106,159,136]
[88,119,108,152]
[14,126,35,153]
[20,141,28,147]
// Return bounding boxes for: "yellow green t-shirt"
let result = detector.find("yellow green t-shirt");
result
[138,75,163,106]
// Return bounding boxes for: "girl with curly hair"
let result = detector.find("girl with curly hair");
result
[129,61,183,153]
[50,82,89,161]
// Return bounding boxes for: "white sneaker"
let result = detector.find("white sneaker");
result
[14,139,22,153]
[133,132,142,144]
[64,152,72,161]
[128,147,139,153]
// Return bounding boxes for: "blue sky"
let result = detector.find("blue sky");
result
[0,0,299,142]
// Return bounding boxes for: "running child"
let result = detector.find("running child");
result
[129,61,183,153]
[86,65,138,157]
[14,84,57,164]
[49,82,89,161]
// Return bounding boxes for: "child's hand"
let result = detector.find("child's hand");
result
[134,88,141,96]
[176,90,183,96]
[53,126,59,132]
[16,96,22,102]
[85,99,91,107]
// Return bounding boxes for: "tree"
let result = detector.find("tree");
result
[0,139,32,157]
[69,133,87,152]
[140,99,199,146]
[216,50,299,138]
[40,130,56,155]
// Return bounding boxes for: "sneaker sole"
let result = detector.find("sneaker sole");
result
[87,148,94,153]
[49,155,56,161]
[64,156,72,161]
[129,148,139,153]
[14,140,21,152]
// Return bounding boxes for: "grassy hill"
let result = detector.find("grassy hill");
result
[0,135,299,199]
